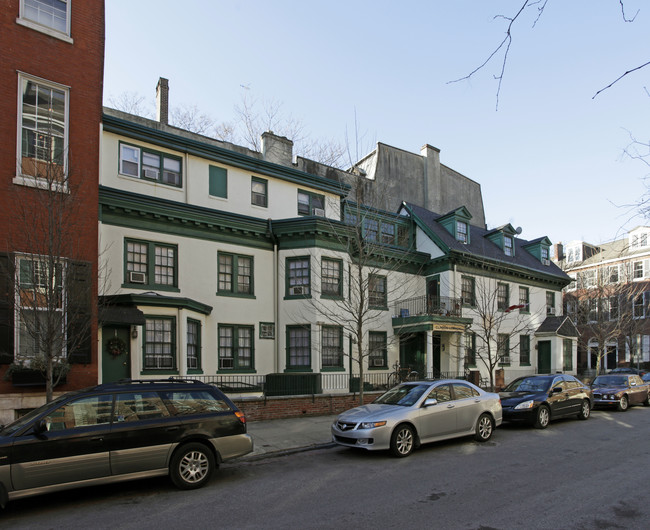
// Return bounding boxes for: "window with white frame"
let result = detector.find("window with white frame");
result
[18,75,68,181]
[20,0,70,36]
[608,265,619,284]
[17,257,64,359]
[504,236,514,256]
[144,317,176,370]
[119,143,182,187]
[633,261,644,279]
[456,221,468,244]
[633,293,648,319]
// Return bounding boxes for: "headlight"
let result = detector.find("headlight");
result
[359,421,387,429]
[514,400,535,410]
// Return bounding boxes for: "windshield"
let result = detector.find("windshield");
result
[593,375,627,387]
[374,384,430,406]
[0,392,72,436]
[503,377,552,393]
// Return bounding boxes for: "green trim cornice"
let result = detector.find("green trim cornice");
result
[103,114,350,197]
[108,293,212,315]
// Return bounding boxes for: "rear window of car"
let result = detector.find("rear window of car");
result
[453,384,480,399]
[160,390,233,416]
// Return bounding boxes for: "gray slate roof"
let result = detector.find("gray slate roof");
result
[536,316,579,337]
[405,202,570,282]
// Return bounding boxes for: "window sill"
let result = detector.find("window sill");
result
[321,367,345,372]
[141,370,179,375]
[368,366,388,371]
[16,18,73,43]
[369,305,389,311]
[122,283,181,293]
[217,369,257,374]
[187,369,204,375]
[284,368,313,373]
[284,295,312,301]
[13,174,69,192]
[216,292,256,299]
[320,294,344,301]
[520,363,531,367]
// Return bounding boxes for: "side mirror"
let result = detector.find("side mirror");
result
[423,398,438,407]
[551,386,563,394]
[33,419,48,435]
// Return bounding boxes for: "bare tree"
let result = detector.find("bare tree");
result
[7,139,93,402]
[464,277,537,390]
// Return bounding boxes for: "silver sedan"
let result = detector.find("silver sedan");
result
[331,380,502,457]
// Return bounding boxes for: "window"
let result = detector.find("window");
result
[322,326,343,369]
[45,395,113,431]
[453,383,480,399]
[144,317,176,371]
[209,166,227,198]
[608,265,619,284]
[259,322,275,339]
[369,275,387,309]
[125,239,177,289]
[119,143,182,187]
[428,384,452,403]
[159,390,231,415]
[286,257,310,297]
[608,296,619,321]
[114,392,170,423]
[381,222,396,245]
[251,177,268,207]
[456,221,468,243]
[633,261,644,279]
[563,339,573,371]
[363,218,379,242]
[497,283,509,311]
[633,293,647,319]
[461,276,475,306]
[297,190,325,216]
[541,246,550,266]
[369,332,387,368]
[546,292,555,314]
[287,326,311,370]
[588,299,598,322]
[218,253,253,296]
[464,332,476,366]
[321,258,342,297]
[497,334,510,364]
[17,257,64,358]
[520,335,530,365]
[218,325,254,371]
[519,287,529,312]
[18,75,68,181]
[20,0,70,37]
[187,319,201,372]
[504,236,514,256]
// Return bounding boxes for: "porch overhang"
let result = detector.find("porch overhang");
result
[392,315,472,335]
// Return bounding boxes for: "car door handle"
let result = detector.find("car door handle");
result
[91,437,103,442]
[446,404,455,409]
[166,426,180,432]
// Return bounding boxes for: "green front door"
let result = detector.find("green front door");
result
[102,326,131,383]
[538,341,551,374]
[400,333,426,378]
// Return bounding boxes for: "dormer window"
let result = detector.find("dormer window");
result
[541,247,550,265]
[504,236,514,256]
[456,221,468,244]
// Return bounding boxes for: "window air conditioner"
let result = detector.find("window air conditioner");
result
[290,286,305,296]
[372,358,385,367]
[129,271,146,284]
[313,208,325,217]
[500,356,511,364]
[143,168,160,180]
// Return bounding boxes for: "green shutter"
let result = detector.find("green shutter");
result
[209,166,227,198]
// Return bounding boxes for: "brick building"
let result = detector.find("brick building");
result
[0,1,104,421]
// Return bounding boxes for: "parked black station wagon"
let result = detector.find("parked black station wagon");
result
[0,379,253,507]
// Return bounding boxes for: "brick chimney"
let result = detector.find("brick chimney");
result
[553,242,564,261]
[156,77,169,125]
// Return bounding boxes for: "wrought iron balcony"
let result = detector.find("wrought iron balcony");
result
[392,295,463,319]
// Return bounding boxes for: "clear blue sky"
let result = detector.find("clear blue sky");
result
[103,1,649,248]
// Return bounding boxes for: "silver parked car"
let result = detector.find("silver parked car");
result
[331,380,502,457]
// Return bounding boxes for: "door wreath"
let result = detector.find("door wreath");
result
[107,337,128,357]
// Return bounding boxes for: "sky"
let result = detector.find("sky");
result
[103,0,650,249]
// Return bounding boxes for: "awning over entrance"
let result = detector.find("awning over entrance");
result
[99,305,146,325]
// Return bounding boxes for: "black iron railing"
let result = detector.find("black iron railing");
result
[392,296,463,318]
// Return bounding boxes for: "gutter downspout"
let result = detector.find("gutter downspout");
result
[267,219,279,373]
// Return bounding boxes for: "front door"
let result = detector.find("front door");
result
[102,326,131,383]
[400,333,426,378]
[426,278,440,313]
[538,341,551,374]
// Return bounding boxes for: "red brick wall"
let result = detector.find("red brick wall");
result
[0,2,105,391]
[233,392,382,422]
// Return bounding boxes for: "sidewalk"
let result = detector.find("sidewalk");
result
[242,414,338,460]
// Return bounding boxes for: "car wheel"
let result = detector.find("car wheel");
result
[390,424,415,457]
[474,413,494,442]
[618,395,629,412]
[643,393,650,407]
[577,399,590,420]
[170,443,215,490]
[533,405,550,429]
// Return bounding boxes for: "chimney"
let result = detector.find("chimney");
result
[261,131,294,166]
[553,242,564,261]
[156,77,169,125]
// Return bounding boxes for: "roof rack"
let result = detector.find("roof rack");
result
[111,378,204,385]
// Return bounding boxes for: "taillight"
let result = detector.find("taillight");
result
[235,411,246,424]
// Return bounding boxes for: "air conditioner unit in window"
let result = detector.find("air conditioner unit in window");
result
[128,271,146,284]
[500,357,511,364]
[252,193,266,207]
[372,358,385,367]
[289,286,305,296]
[313,208,325,217]
[143,168,160,180]
[547,308,555,315]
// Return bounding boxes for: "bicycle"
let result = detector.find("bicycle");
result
[387,362,419,387]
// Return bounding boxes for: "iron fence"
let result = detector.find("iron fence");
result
[392,295,463,318]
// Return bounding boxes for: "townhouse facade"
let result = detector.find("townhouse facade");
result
[0,1,104,422]
[556,227,650,372]
[98,87,573,394]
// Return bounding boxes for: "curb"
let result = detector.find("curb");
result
[239,442,337,462]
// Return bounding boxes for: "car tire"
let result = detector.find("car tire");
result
[577,399,591,420]
[618,395,629,412]
[390,424,415,458]
[643,393,650,407]
[170,442,216,490]
[533,405,550,429]
[474,413,494,442]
